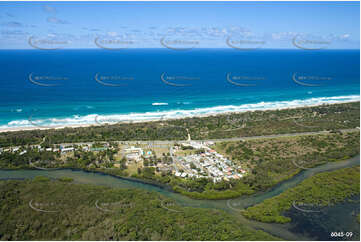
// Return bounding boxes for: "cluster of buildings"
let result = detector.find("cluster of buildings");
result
[44,143,111,153]
[124,146,144,162]
[1,139,246,183]
[0,146,28,155]
[0,143,112,155]
[123,146,153,163]
[115,141,247,183]
[173,141,246,183]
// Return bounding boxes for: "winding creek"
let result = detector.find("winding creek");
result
[0,155,359,241]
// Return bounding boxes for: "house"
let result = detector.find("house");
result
[204,141,215,146]
[124,146,143,162]
[158,166,171,172]
[124,146,143,155]
[19,150,27,155]
[126,153,141,162]
[60,146,74,153]
[90,147,107,152]
[226,167,233,172]
[239,169,246,174]
[189,141,203,149]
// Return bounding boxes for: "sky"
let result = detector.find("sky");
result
[0,1,359,49]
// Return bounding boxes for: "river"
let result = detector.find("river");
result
[0,155,359,241]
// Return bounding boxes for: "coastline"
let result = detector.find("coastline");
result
[0,96,359,133]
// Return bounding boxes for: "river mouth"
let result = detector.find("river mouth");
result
[0,155,359,241]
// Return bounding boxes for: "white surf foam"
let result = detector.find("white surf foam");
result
[0,95,359,131]
[152,102,168,106]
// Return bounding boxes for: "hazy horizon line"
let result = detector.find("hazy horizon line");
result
[0,47,360,51]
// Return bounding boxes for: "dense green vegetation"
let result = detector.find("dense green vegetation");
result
[0,131,358,200]
[133,131,359,200]
[133,170,254,200]
[0,149,60,169]
[0,178,279,240]
[0,102,359,200]
[0,102,359,147]
[0,144,127,172]
[216,131,360,191]
[242,166,360,223]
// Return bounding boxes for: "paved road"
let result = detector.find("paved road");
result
[203,128,359,142]
[49,128,359,147]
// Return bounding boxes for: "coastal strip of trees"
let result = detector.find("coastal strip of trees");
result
[0,102,359,147]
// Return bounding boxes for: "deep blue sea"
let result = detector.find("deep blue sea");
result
[0,49,359,130]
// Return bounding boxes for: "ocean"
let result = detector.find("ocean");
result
[0,48,359,130]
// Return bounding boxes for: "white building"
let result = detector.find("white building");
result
[126,153,142,162]
[61,147,74,153]
[124,146,143,162]
[19,150,27,155]
[124,146,143,155]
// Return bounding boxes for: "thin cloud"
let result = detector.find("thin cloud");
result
[46,17,69,24]
[1,30,28,36]
[82,27,101,32]
[1,21,23,28]
[43,5,57,14]
[339,33,351,41]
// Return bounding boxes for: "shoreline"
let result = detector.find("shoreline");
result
[0,98,359,134]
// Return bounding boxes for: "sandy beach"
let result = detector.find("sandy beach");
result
[0,100,358,134]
